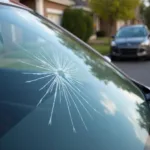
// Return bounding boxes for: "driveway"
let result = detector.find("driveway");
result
[114,61,150,87]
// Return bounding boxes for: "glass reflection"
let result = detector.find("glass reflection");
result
[137,102,150,149]
[0,5,150,150]
[100,92,117,115]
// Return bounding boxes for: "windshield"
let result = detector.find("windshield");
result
[116,26,147,38]
[0,5,150,150]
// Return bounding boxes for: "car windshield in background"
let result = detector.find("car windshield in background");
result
[0,5,150,150]
[116,26,147,38]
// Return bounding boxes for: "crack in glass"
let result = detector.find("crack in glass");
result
[19,46,100,132]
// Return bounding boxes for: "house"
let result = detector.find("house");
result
[72,0,91,12]
[16,0,142,36]
[16,0,99,33]
[19,0,74,25]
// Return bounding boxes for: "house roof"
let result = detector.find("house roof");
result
[72,0,91,12]
[73,0,88,7]
[72,5,91,12]
[0,0,31,11]
[48,0,75,6]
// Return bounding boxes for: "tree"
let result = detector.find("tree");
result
[90,0,140,35]
[58,33,141,93]
[136,102,150,134]
[140,1,146,14]
[139,1,146,23]
[62,9,93,42]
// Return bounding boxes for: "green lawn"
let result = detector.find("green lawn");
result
[97,37,110,44]
[90,44,110,55]
[89,37,111,55]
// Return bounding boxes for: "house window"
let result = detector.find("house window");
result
[47,8,63,25]
[48,14,62,25]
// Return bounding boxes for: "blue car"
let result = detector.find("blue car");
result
[111,25,150,60]
[0,1,150,150]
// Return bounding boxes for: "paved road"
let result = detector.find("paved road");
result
[114,60,150,87]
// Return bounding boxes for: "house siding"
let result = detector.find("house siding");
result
[44,0,67,17]
[20,0,70,25]
[73,0,88,6]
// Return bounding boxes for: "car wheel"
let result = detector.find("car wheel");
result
[140,56,150,61]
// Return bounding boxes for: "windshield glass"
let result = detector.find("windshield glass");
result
[116,26,147,38]
[0,5,150,150]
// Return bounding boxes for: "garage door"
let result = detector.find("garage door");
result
[48,14,62,25]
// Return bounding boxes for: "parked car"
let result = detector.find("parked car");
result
[1,1,150,150]
[110,25,150,60]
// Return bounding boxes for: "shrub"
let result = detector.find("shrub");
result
[96,30,106,37]
[84,14,93,42]
[62,9,93,42]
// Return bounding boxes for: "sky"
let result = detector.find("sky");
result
[144,0,149,6]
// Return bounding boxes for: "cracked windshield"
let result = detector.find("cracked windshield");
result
[1,0,150,150]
